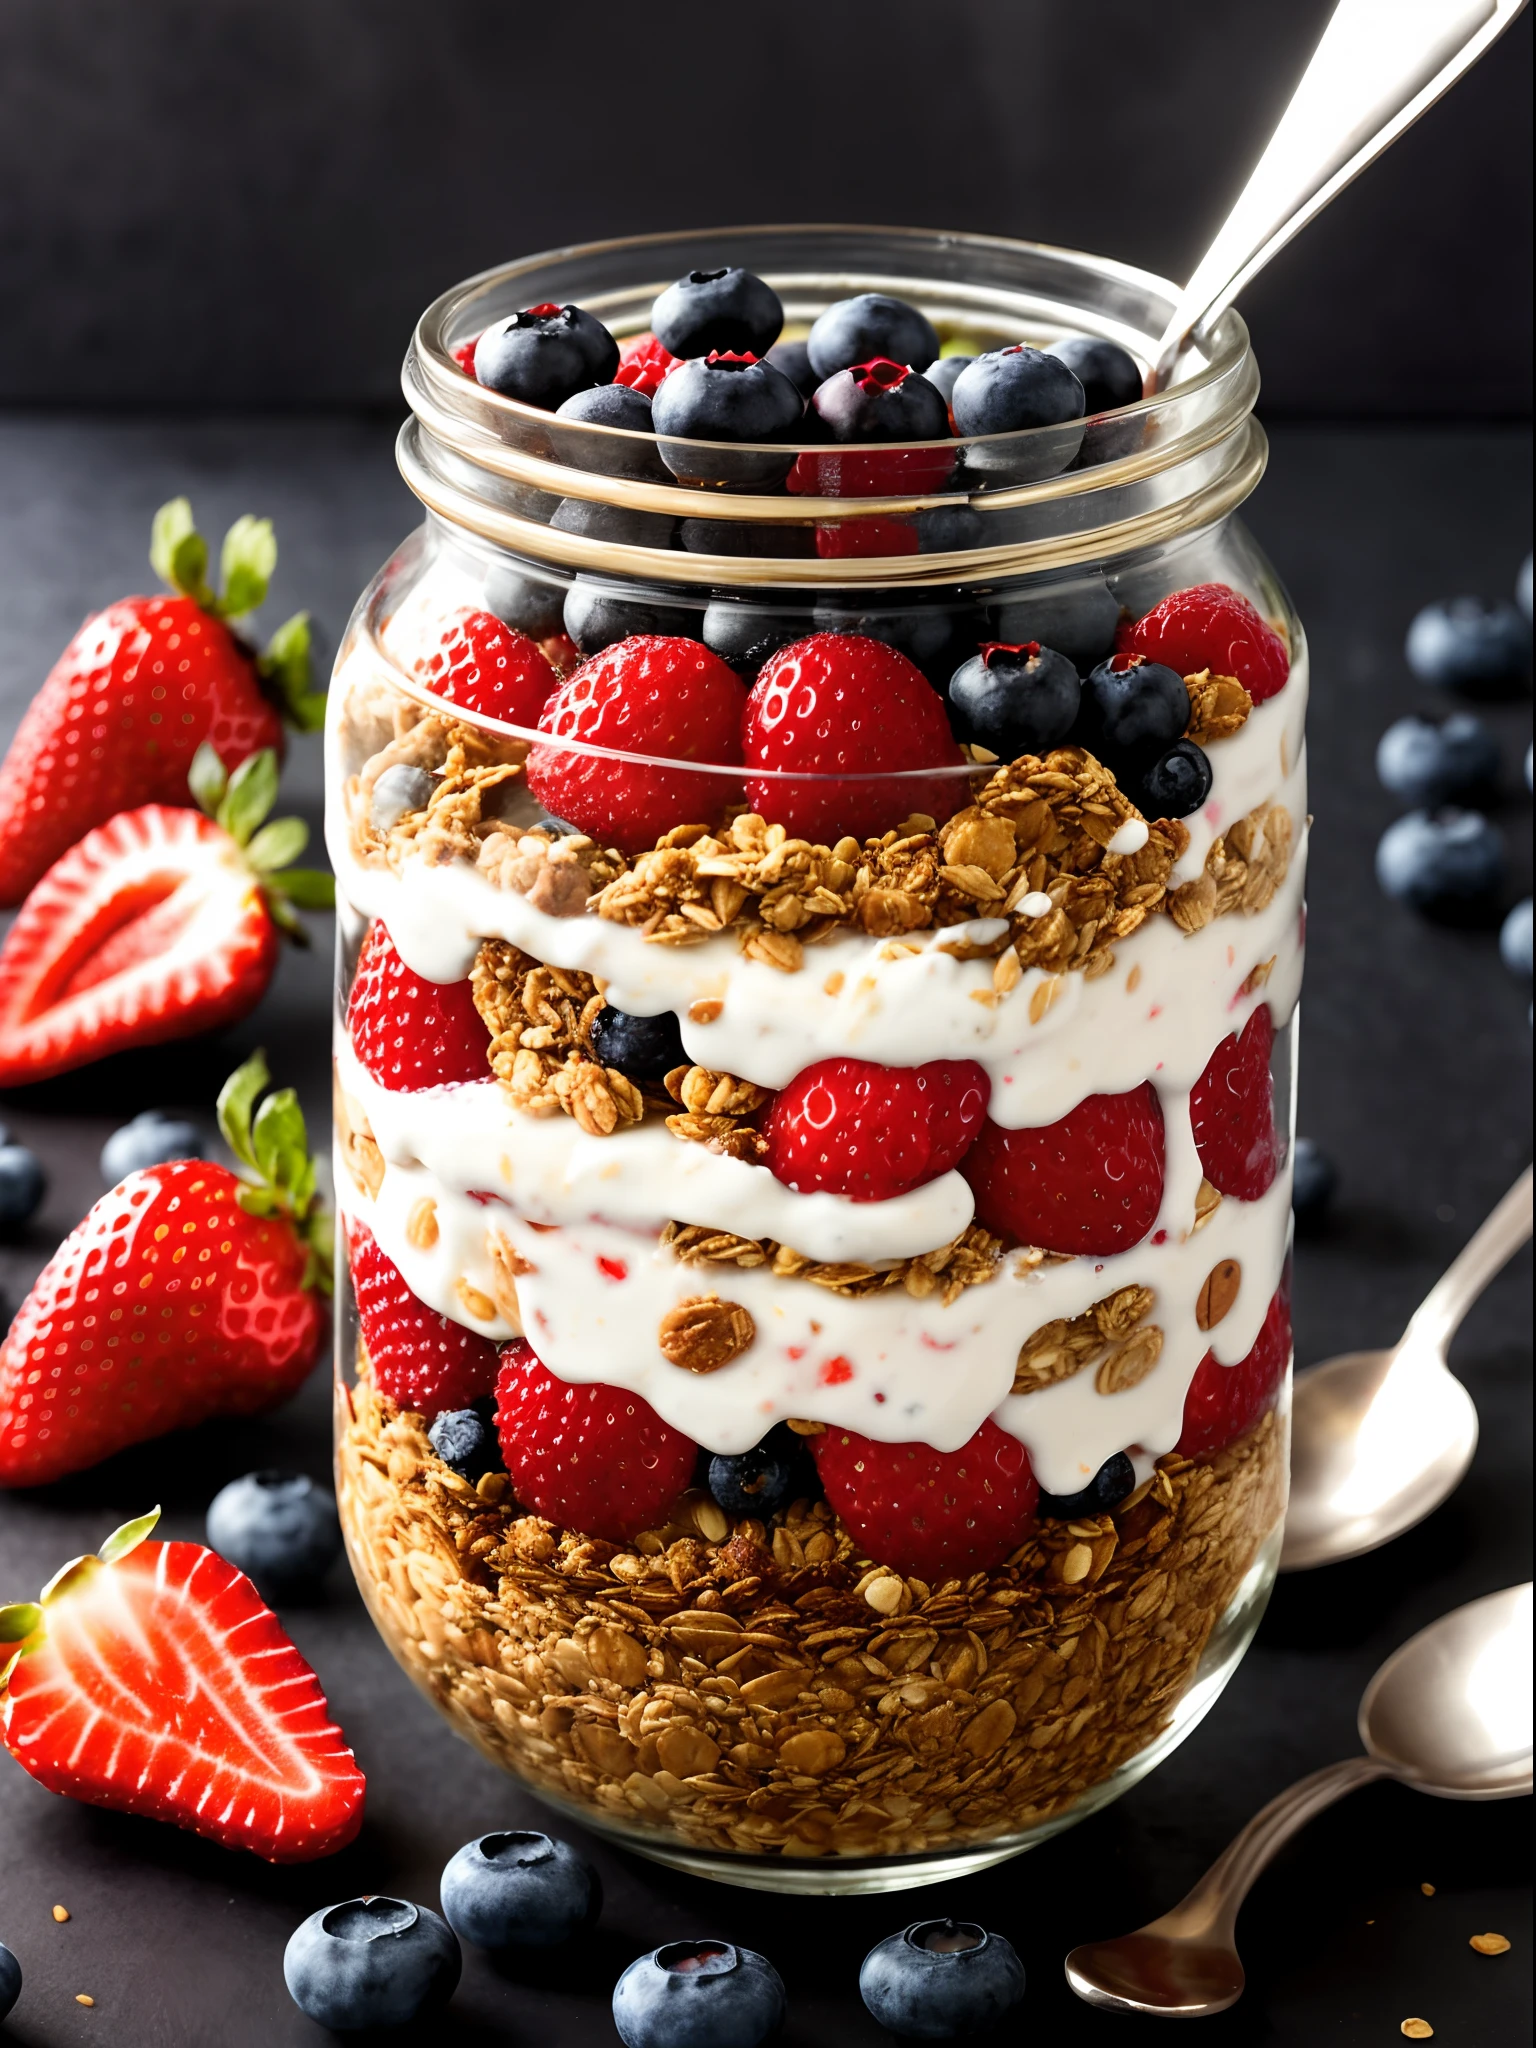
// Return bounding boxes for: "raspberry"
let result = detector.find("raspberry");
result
[526,635,746,854]
[813,1420,1038,1579]
[1117,582,1289,702]
[1177,1270,1292,1458]
[350,1221,500,1414]
[452,336,479,377]
[812,516,920,559]
[743,633,964,844]
[961,1085,1165,1256]
[1190,1006,1280,1200]
[614,331,681,399]
[420,608,558,726]
[765,1057,989,1201]
[493,1340,697,1541]
[346,922,489,1091]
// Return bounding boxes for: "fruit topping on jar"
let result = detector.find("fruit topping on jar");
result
[347,921,490,1090]
[763,336,818,398]
[614,330,681,397]
[1190,1006,1279,1201]
[812,1418,1039,1579]
[1045,335,1142,413]
[419,608,559,725]
[796,358,954,497]
[962,1084,1166,1258]
[650,352,804,488]
[553,382,672,482]
[474,302,620,409]
[950,344,1086,435]
[1118,581,1290,702]
[650,266,784,360]
[743,632,964,842]
[948,641,1082,756]
[806,292,941,380]
[764,1056,989,1201]
[350,1221,501,1413]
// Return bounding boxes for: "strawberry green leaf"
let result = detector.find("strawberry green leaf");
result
[217,1052,330,1292]
[303,1208,335,1297]
[217,749,279,848]
[258,611,328,732]
[150,498,214,608]
[252,1087,314,1214]
[188,741,229,818]
[100,1507,163,1564]
[40,1554,101,1605]
[0,1601,43,1644]
[262,890,310,945]
[272,867,336,910]
[217,1048,270,1175]
[245,817,309,874]
[215,514,277,619]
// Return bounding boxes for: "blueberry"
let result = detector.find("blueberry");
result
[1375,809,1506,917]
[563,578,690,655]
[440,1830,598,1953]
[708,1436,797,1518]
[549,498,677,550]
[553,384,670,482]
[680,518,815,560]
[703,601,810,681]
[807,293,940,381]
[1045,335,1142,413]
[484,562,567,642]
[1405,597,1530,694]
[1528,741,1534,794]
[0,1940,20,2022]
[811,360,951,446]
[1083,654,1190,756]
[1136,737,1213,820]
[652,268,783,360]
[923,355,973,408]
[284,1897,460,2032]
[914,504,984,554]
[1375,713,1499,805]
[811,598,958,682]
[651,355,804,489]
[948,642,1080,757]
[589,1004,687,1083]
[991,576,1120,674]
[763,338,818,399]
[951,347,1086,481]
[1519,552,1533,624]
[99,1109,204,1184]
[0,1144,45,1233]
[613,1940,786,2048]
[428,1400,502,1480]
[1037,1451,1136,1519]
[475,302,619,410]
[1501,898,1533,978]
[1291,1137,1338,1226]
[206,1472,341,1601]
[859,1919,1026,2041]
[369,763,436,833]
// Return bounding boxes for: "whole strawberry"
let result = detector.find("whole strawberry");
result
[962,1084,1166,1256]
[0,1053,332,1487]
[0,498,326,905]
[765,1056,989,1200]
[0,744,333,1088]
[813,1420,1038,1580]
[1116,582,1289,703]
[1,1508,365,1861]
[1177,1272,1292,1458]
[1190,1007,1280,1201]
[350,1220,499,1414]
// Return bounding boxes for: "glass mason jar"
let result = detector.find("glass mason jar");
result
[327,227,1303,1894]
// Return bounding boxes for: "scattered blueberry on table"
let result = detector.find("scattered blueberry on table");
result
[0,1135,45,1233]
[859,1917,1027,2040]
[1404,596,1530,694]
[1500,898,1533,979]
[1375,712,1499,805]
[284,1897,460,2032]
[205,1471,341,1602]
[612,1939,787,2048]
[0,1940,20,2023]
[439,1830,600,1953]
[1375,809,1505,917]
[99,1109,205,1183]
[1291,1136,1339,1226]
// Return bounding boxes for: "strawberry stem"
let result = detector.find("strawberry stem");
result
[1,1512,163,1692]
[189,744,335,945]
[217,1051,333,1295]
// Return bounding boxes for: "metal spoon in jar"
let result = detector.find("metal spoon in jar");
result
[1065,1583,1533,2017]
[1280,1165,1532,1573]
[1147,0,1529,393]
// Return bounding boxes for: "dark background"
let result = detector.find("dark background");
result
[0,0,1531,416]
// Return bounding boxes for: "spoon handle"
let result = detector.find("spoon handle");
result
[1143,1756,1394,1945]
[1150,0,1528,390]
[1407,1165,1534,1354]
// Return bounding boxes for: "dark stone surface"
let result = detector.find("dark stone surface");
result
[0,418,1529,2045]
[0,0,1530,417]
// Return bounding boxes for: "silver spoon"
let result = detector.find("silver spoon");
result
[1148,0,1529,392]
[1281,1166,1532,1573]
[1065,1583,1533,2017]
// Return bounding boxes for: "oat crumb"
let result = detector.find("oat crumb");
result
[1400,2021,1433,2039]
[76,1993,95,2006]
[52,1903,70,1922]
[1420,1883,1435,1896]
[1470,1932,1511,1956]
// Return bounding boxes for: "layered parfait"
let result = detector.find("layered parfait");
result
[327,253,1303,1876]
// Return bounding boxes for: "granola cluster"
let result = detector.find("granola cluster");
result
[662,1219,1005,1307]
[1011,1282,1162,1396]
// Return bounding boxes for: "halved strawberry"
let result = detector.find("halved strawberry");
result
[0,745,331,1087]
[1,1509,364,1862]
[0,1052,331,1487]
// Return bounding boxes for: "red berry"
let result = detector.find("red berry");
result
[765,1056,989,1201]
[1190,1006,1279,1201]
[614,331,681,398]
[962,1085,1165,1256]
[743,633,964,843]
[349,1220,499,1414]
[419,608,557,726]
[1117,582,1289,703]
[813,1419,1038,1579]
[1177,1270,1292,1458]
[452,336,479,377]
[493,1340,697,1541]
[526,635,746,854]
[812,517,920,559]
[346,921,488,1091]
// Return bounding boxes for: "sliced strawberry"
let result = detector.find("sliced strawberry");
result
[765,1056,989,1201]
[1116,582,1289,703]
[1177,1271,1292,1458]
[417,608,558,726]
[0,500,324,907]
[1191,1007,1279,1201]
[962,1085,1166,1256]
[0,1053,330,1487]
[743,633,964,844]
[345,921,489,1091]
[1,1511,364,1861]
[813,1420,1038,1579]
[350,1221,499,1415]
[614,331,681,398]
[494,1340,697,1542]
